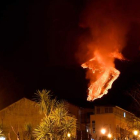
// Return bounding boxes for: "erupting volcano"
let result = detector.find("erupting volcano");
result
[78,0,130,101]
[82,51,123,101]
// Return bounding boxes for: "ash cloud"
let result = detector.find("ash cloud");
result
[77,0,140,63]
[77,0,140,100]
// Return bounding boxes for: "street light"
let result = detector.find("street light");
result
[101,128,106,134]
[0,136,6,140]
[107,133,112,138]
[67,133,71,138]
[133,130,138,136]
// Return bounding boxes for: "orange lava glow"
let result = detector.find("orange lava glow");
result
[81,51,122,101]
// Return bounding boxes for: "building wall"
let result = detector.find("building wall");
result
[0,98,93,140]
[90,113,116,139]
[65,102,93,140]
[0,98,44,140]
[114,106,135,139]
[90,106,138,140]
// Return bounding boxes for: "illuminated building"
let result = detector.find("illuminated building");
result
[90,106,140,140]
[0,98,93,140]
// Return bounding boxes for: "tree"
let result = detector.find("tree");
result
[126,84,140,116]
[34,90,76,140]
[24,123,34,140]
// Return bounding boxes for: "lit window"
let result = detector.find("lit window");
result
[124,112,126,117]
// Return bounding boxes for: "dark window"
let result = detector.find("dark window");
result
[87,112,93,118]
[105,108,109,113]
[96,108,100,114]
[120,127,125,136]
[92,121,95,133]
[116,125,119,133]
[109,107,113,113]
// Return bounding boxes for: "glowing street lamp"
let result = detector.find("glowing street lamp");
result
[101,128,106,134]
[67,133,71,138]
[133,130,138,136]
[107,133,112,138]
[0,136,6,140]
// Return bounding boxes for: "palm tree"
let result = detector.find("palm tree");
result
[34,90,57,116]
[24,123,34,140]
[52,103,76,139]
[34,116,54,140]
[34,90,76,140]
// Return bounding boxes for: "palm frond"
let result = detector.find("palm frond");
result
[34,90,77,140]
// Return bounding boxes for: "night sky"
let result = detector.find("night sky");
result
[0,0,140,114]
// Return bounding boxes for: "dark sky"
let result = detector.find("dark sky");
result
[0,0,140,113]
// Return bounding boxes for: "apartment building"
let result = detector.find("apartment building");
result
[63,102,94,140]
[90,106,140,140]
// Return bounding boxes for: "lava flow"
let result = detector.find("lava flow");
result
[82,51,122,101]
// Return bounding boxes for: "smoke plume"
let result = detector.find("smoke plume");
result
[78,0,140,100]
